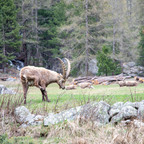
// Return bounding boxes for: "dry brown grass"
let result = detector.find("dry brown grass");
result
[3,119,143,144]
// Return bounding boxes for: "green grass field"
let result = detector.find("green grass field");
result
[1,79,144,114]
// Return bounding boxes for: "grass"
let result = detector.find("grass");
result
[23,82,144,114]
[1,79,144,114]
[1,79,144,143]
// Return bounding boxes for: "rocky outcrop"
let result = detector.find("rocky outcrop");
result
[123,62,144,76]
[80,101,110,125]
[14,106,44,127]
[44,106,81,126]
[0,85,16,95]
[14,100,144,127]
[88,59,98,75]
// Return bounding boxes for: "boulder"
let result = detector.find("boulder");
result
[80,101,110,125]
[111,102,124,110]
[133,119,144,128]
[137,104,144,119]
[109,108,120,117]
[14,100,144,127]
[111,106,137,123]
[122,62,144,76]
[14,106,43,126]
[127,62,136,67]
[44,106,81,126]
[14,106,31,124]
[44,101,111,126]
[88,59,98,75]
[123,101,139,109]
[0,85,16,95]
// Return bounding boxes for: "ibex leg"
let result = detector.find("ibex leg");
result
[22,83,29,104]
[40,89,45,101]
[43,89,50,102]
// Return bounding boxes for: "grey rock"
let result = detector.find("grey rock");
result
[44,106,81,126]
[139,66,144,71]
[123,102,138,109]
[121,120,131,126]
[14,106,31,124]
[122,63,129,69]
[131,66,139,74]
[44,101,111,126]
[127,62,136,67]
[133,119,144,128]
[88,59,98,75]
[138,104,144,119]
[80,101,111,124]
[0,85,16,95]
[111,113,123,123]
[139,100,144,106]
[109,108,120,117]
[121,106,137,118]
[111,102,124,110]
[122,61,144,76]
[111,106,137,123]
[14,106,44,126]
[0,85,5,94]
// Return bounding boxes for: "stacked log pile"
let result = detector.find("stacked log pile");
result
[134,76,144,83]
[73,74,132,85]
[0,77,8,81]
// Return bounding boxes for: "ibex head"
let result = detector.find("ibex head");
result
[57,58,71,89]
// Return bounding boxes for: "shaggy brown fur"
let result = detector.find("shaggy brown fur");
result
[20,58,70,104]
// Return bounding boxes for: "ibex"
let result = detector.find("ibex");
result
[20,58,71,104]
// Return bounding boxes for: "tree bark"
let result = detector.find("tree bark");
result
[35,0,39,66]
[85,0,89,76]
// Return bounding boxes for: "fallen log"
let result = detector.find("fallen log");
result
[74,76,98,82]
[134,76,144,83]
[65,85,77,90]
[73,74,132,85]
[118,81,138,87]
[0,77,8,81]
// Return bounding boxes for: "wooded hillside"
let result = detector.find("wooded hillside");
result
[0,0,144,76]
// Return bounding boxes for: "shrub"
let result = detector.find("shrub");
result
[97,45,121,76]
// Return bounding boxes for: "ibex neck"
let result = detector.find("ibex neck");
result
[47,70,59,83]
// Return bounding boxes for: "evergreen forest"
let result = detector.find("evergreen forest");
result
[0,0,144,76]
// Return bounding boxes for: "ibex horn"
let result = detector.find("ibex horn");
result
[56,57,66,79]
[65,58,71,78]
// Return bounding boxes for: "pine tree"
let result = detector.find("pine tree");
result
[0,0,21,71]
[97,45,121,76]
[59,0,105,76]
[38,1,66,68]
[138,26,144,66]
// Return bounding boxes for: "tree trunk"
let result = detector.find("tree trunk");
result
[85,0,89,76]
[21,0,28,66]
[112,0,117,55]
[2,24,6,72]
[35,0,39,66]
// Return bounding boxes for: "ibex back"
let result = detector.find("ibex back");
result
[20,58,71,104]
